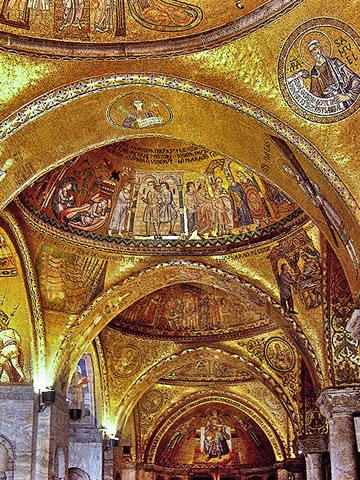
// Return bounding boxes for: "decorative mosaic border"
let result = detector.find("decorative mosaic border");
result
[16,196,306,255]
[108,321,278,343]
[323,243,334,385]
[157,376,255,386]
[1,73,358,227]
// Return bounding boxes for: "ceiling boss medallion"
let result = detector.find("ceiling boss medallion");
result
[141,388,164,414]
[111,344,142,378]
[278,18,360,123]
[106,92,173,129]
[264,337,295,372]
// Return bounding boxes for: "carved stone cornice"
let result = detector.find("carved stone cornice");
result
[0,384,34,400]
[298,434,328,454]
[317,387,360,419]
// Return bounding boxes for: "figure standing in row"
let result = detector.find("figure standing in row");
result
[142,180,178,239]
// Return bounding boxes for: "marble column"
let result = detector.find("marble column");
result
[318,387,360,480]
[33,390,69,480]
[305,453,323,480]
[299,434,327,480]
[103,445,114,480]
[68,424,103,479]
[0,385,35,480]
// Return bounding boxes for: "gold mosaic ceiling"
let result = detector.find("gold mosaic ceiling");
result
[17,137,307,255]
[0,0,302,58]
[110,282,277,340]
[1,0,359,460]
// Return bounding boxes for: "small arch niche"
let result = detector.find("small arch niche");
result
[0,436,14,480]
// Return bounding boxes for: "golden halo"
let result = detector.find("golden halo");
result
[299,30,333,67]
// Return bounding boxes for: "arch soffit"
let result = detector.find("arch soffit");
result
[113,346,299,439]
[93,338,111,429]
[0,435,14,459]
[0,0,302,59]
[140,387,291,462]
[68,467,90,480]
[53,261,323,390]
[0,73,358,245]
[0,210,45,383]
[143,394,286,463]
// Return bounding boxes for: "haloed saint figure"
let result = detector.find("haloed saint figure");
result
[307,39,360,108]
[280,18,360,122]
[203,409,231,459]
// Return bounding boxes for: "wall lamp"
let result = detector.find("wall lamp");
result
[123,446,131,455]
[69,408,82,420]
[105,438,120,450]
[38,389,56,412]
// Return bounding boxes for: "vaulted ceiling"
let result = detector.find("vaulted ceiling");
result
[0,0,359,470]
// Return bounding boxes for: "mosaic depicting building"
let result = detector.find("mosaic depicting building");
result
[1,1,360,479]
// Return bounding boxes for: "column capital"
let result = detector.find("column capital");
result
[317,387,360,419]
[298,434,328,454]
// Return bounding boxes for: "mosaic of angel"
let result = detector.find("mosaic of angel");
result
[0,303,24,382]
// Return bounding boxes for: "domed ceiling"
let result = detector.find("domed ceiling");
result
[17,137,307,255]
[0,0,302,58]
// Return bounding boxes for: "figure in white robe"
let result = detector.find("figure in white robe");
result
[28,0,49,24]
[108,183,131,236]
[94,0,115,32]
[0,328,25,382]
[60,0,86,30]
